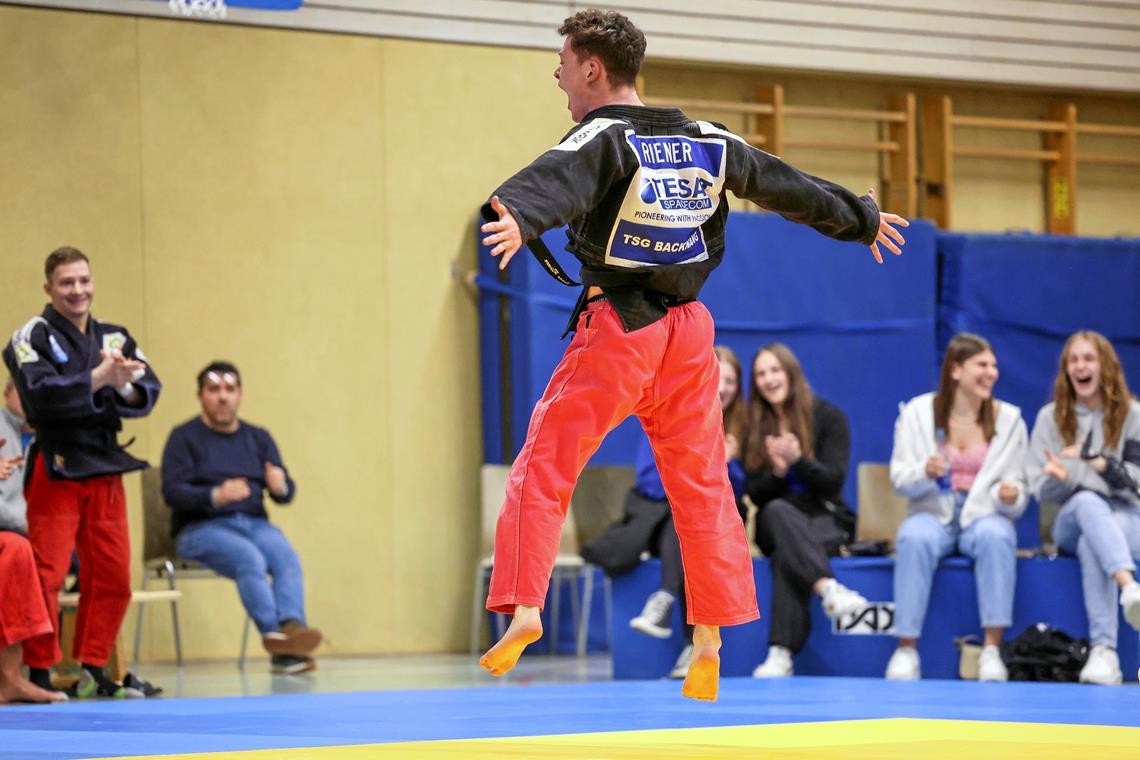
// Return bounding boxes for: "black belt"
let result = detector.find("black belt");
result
[562,289,695,338]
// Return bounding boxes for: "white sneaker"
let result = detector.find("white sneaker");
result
[629,590,675,639]
[819,579,868,620]
[977,645,1008,682]
[885,646,920,680]
[1120,581,1140,632]
[752,645,794,678]
[1079,645,1122,685]
[668,644,692,679]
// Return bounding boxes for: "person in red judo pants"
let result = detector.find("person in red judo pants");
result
[0,381,67,704]
[478,9,909,701]
[3,246,162,699]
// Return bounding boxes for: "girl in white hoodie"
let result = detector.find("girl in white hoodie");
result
[886,333,1028,681]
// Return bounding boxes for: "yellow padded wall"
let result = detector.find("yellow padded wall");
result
[0,4,578,660]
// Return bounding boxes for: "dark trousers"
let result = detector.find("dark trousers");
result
[755,499,846,653]
[654,514,693,642]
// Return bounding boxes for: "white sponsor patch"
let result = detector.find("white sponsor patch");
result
[135,347,148,363]
[552,118,627,152]
[602,132,727,268]
[13,340,39,365]
[102,331,127,355]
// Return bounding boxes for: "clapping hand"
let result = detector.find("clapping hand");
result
[264,462,289,498]
[0,441,23,481]
[92,349,147,391]
[766,432,800,476]
[724,433,740,462]
[211,478,251,508]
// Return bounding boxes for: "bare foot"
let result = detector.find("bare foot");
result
[681,624,721,702]
[0,678,68,704]
[480,605,542,676]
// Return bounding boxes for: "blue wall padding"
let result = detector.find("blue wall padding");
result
[612,557,1139,680]
[939,233,1140,547]
[704,213,939,507]
[478,215,1140,544]
[478,212,940,508]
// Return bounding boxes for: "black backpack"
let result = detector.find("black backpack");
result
[1000,623,1089,682]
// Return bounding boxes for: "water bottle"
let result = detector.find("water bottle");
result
[934,428,953,494]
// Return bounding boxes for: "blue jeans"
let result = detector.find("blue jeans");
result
[176,513,306,635]
[893,498,1016,638]
[1052,491,1140,647]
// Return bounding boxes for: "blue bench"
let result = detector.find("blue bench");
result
[610,556,1140,680]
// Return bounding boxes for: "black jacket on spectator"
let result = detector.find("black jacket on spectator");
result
[744,397,854,541]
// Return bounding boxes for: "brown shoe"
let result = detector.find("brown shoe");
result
[262,625,322,657]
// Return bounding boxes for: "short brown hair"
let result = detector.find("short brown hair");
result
[44,246,90,282]
[558,10,646,87]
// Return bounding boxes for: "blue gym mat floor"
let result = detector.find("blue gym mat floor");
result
[3,667,1139,759]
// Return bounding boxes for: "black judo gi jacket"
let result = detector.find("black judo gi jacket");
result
[483,104,882,332]
[3,305,161,481]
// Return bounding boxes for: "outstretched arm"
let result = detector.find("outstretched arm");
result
[722,130,909,261]
[479,118,637,270]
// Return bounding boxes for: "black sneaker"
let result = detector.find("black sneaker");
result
[122,672,164,697]
[71,669,144,699]
[270,654,316,675]
[629,590,675,639]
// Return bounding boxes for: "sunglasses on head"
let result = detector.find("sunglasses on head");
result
[205,371,240,389]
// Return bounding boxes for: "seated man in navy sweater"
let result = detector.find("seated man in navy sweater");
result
[161,361,321,674]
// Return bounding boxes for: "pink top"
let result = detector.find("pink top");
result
[949,443,989,492]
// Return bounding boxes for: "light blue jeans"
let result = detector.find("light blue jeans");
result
[176,513,307,635]
[893,495,1017,638]
[1052,491,1140,647]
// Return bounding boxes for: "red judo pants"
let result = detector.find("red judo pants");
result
[487,299,759,626]
[22,457,131,668]
[0,532,53,650]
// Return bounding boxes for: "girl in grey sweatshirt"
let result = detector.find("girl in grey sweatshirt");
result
[1027,330,1140,686]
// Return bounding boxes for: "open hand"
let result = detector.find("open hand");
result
[481,196,523,270]
[866,188,909,264]
[1043,449,1068,481]
[1058,445,1081,460]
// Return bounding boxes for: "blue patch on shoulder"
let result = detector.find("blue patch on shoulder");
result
[48,334,69,364]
